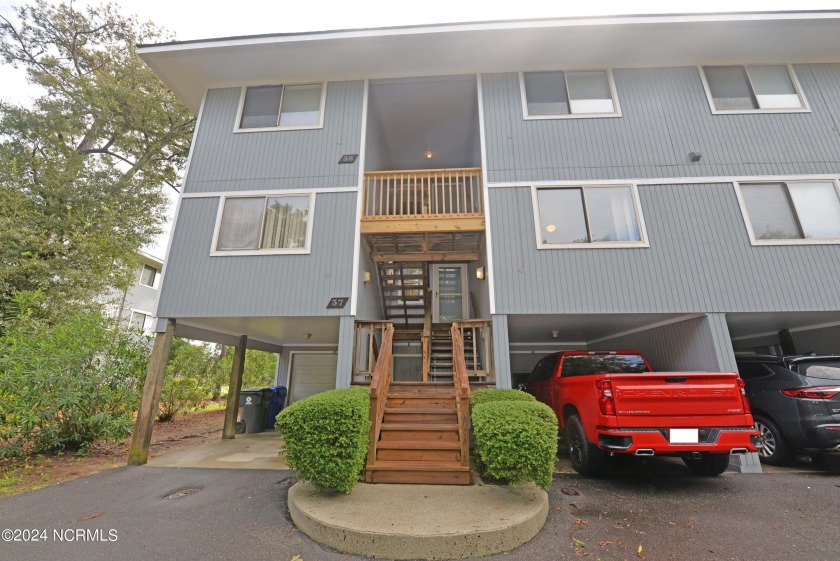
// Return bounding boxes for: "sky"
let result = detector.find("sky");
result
[1,0,838,257]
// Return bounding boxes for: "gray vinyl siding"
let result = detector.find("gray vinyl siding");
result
[589,314,737,372]
[157,193,356,317]
[184,81,364,194]
[792,326,840,355]
[124,267,159,315]
[482,65,840,183]
[489,184,840,314]
[491,314,511,388]
[356,242,384,320]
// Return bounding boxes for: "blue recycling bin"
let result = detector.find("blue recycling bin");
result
[264,385,288,429]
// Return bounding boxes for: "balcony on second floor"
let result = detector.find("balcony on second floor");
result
[361,167,485,235]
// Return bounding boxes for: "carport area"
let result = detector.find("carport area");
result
[505,310,840,384]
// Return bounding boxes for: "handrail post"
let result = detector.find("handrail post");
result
[451,322,471,469]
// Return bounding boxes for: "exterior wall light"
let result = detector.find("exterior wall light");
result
[475,266,486,281]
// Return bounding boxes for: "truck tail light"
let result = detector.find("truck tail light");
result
[596,379,616,416]
[781,386,840,399]
[737,378,752,415]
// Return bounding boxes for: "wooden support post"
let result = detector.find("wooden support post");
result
[127,319,176,466]
[222,335,248,440]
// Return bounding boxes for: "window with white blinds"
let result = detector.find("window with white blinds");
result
[701,65,807,113]
[521,70,619,118]
[237,83,325,130]
[215,194,313,254]
[737,180,840,244]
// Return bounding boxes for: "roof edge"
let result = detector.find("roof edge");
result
[136,10,840,52]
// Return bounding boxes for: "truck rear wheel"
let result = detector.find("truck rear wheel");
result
[565,415,606,476]
[682,453,730,476]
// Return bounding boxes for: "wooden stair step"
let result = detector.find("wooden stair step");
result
[366,461,469,472]
[384,407,455,414]
[376,440,461,450]
[381,423,458,431]
[386,393,455,399]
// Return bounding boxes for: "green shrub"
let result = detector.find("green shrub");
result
[157,339,221,421]
[470,388,535,410]
[471,400,558,490]
[0,295,149,457]
[276,387,370,493]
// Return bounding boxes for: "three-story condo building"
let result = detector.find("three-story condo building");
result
[130,12,840,480]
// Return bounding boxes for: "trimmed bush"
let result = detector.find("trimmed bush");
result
[276,387,370,493]
[471,400,558,490]
[470,388,536,410]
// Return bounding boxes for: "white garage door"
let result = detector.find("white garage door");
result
[288,353,338,404]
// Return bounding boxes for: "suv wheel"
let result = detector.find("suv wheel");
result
[564,414,606,476]
[754,414,792,465]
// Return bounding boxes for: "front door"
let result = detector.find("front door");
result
[432,264,468,323]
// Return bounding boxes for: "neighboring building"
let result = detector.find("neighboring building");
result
[109,251,163,335]
[136,12,840,477]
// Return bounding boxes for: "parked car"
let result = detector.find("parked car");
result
[519,350,758,476]
[735,355,840,465]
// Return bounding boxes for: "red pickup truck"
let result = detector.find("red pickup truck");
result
[520,350,759,476]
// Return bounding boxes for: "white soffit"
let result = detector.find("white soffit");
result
[138,12,840,113]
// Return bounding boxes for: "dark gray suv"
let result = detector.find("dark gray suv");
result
[736,355,840,465]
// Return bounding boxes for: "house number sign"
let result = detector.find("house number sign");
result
[327,297,349,309]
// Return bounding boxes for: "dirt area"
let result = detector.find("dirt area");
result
[0,408,226,498]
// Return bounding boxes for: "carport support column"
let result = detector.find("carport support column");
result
[128,319,176,466]
[222,335,248,440]
[335,316,355,389]
[492,314,512,389]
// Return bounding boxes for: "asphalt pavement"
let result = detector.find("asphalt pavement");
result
[0,457,838,561]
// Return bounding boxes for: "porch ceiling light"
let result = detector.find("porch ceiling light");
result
[425,149,433,159]
[546,224,556,233]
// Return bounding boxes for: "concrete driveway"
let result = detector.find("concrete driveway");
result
[1,457,838,561]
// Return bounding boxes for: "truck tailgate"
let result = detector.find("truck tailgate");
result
[610,373,750,427]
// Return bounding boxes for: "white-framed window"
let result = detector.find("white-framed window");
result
[139,264,160,289]
[129,310,155,333]
[734,179,840,245]
[211,193,315,255]
[520,69,620,119]
[699,65,809,114]
[532,184,648,249]
[234,83,326,132]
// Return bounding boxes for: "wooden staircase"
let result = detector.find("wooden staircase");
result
[429,324,481,380]
[378,262,427,324]
[365,382,471,485]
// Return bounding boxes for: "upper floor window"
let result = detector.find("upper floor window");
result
[213,193,314,255]
[236,83,325,131]
[700,65,808,113]
[533,184,647,249]
[520,70,620,119]
[139,264,159,289]
[735,180,840,245]
[129,310,154,333]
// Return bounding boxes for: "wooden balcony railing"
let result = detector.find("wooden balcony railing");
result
[454,319,494,379]
[352,321,392,381]
[363,168,483,221]
[450,322,472,470]
[366,322,394,467]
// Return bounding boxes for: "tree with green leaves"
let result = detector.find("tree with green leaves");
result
[0,1,193,319]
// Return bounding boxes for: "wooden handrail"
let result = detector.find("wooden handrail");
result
[363,168,483,220]
[451,322,471,469]
[367,322,394,467]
